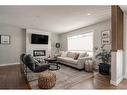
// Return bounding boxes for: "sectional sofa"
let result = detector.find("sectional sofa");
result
[57,51,93,70]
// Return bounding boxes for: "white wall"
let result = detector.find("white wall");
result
[26,29,59,58]
[123,12,127,79]
[0,24,26,64]
[116,50,123,83]
[60,20,111,55]
[26,29,51,58]
[0,27,59,64]
[59,19,111,57]
[51,33,60,56]
[111,50,123,86]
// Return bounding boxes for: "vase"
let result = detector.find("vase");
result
[98,63,110,75]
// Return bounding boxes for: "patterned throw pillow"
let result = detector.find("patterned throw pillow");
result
[67,52,77,59]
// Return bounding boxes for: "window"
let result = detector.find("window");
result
[68,32,93,52]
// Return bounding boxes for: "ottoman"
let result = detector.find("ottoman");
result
[38,71,56,89]
[84,59,93,72]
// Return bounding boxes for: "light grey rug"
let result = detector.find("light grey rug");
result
[27,64,93,89]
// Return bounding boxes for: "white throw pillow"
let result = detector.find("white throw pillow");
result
[61,51,67,57]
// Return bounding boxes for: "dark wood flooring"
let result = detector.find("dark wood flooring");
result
[72,73,127,89]
[0,64,127,89]
[0,64,29,89]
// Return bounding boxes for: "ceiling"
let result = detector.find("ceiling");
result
[0,6,111,34]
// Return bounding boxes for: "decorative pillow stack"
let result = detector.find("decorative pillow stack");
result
[67,52,76,59]
[59,51,89,60]
[67,52,80,60]
[61,51,67,57]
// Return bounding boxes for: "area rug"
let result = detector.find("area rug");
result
[27,64,94,89]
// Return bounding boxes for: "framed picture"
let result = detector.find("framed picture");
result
[102,38,111,45]
[102,30,110,38]
[0,35,10,45]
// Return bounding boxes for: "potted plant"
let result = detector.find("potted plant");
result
[96,47,111,75]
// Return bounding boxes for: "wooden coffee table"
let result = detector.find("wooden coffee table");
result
[44,58,60,70]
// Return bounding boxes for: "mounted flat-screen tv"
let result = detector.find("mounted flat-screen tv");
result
[31,34,48,44]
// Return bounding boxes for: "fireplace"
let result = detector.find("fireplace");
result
[33,50,46,57]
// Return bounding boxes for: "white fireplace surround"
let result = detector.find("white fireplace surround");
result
[33,50,46,57]
[26,29,51,58]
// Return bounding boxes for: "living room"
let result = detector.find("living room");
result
[0,5,127,89]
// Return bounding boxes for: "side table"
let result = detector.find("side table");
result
[44,58,60,70]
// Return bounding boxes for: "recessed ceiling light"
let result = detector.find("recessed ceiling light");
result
[87,13,91,16]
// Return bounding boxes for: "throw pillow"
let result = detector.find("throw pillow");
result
[58,51,63,56]
[61,51,67,57]
[67,52,76,59]
[74,53,79,60]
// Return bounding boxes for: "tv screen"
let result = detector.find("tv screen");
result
[31,34,48,44]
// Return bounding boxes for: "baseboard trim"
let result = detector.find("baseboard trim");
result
[0,62,20,67]
[110,76,123,86]
[110,80,117,86]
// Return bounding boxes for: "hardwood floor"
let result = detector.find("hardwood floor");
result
[0,64,29,89]
[71,73,127,89]
[0,64,127,89]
